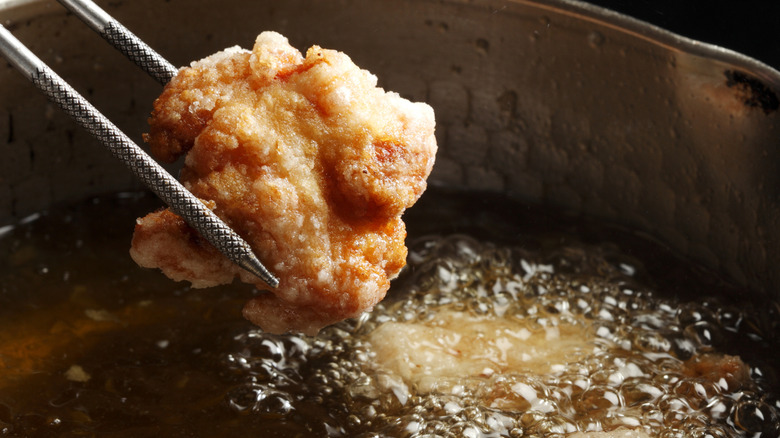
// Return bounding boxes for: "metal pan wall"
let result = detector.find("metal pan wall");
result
[1,0,778,297]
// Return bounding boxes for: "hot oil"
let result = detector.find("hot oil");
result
[0,190,778,437]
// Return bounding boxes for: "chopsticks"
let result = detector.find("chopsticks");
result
[0,2,279,289]
[57,0,177,85]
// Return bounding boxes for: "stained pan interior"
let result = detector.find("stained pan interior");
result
[0,0,779,298]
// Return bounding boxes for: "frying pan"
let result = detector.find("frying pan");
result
[1,0,779,435]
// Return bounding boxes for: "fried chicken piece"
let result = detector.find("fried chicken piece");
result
[368,310,592,394]
[130,32,437,335]
[681,353,752,391]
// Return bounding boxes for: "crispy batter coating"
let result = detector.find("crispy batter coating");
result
[130,32,437,335]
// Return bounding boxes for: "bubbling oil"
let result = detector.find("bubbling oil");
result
[0,190,778,437]
[223,233,780,438]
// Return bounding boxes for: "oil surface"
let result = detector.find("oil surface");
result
[0,190,778,437]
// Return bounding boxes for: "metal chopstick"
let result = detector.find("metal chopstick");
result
[57,0,177,85]
[0,25,279,289]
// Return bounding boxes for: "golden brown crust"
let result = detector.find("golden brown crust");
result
[130,32,436,335]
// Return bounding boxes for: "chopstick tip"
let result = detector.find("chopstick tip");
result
[240,252,279,289]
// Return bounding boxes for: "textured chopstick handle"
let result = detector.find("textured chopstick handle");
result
[57,0,178,85]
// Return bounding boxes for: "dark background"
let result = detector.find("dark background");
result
[585,0,780,70]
